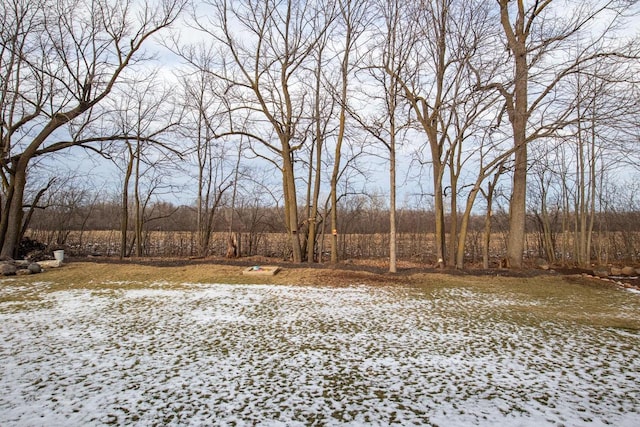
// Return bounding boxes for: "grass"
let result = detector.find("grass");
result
[3,261,639,330]
[1,261,639,425]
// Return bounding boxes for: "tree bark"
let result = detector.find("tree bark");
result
[282,145,302,263]
[500,0,529,269]
[1,165,27,258]
[456,187,480,269]
[389,127,397,273]
[120,144,134,260]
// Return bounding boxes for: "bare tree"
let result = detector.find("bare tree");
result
[372,0,505,269]
[326,0,370,264]
[350,0,414,272]
[179,69,236,257]
[394,0,451,268]
[571,59,638,266]
[183,0,335,263]
[301,22,334,263]
[531,55,640,267]
[108,77,182,258]
[528,142,563,263]
[0,0,185,257]
[476,0,638,268]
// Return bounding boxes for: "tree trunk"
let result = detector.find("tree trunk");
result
[456,187,480,269]
[482,170,501,269]
[329,5,354,265]
[330,188,339,264]
[500,0,529,269]
[0,184,14,253]
[120,144,134,260]
[506,143,527,268]
[586,113,598,266]
[306,45,325,263]
[227,140,242,259]
[0,166,27,258]
[505,50,528,268]
[482,207,492,270]
[433,163,446,268]
[134,142,143,257]
[282,148,302,263]
[448,168,458,267]
[226,233,237,258]
[389,142,397,273]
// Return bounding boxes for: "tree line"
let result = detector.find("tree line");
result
[2,0,639,270]
[25,192,640,266]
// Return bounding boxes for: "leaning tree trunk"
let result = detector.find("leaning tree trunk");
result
[456,186,481,269]
[0,165,27,258]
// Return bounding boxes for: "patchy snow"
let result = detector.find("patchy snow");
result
[0,282,639,426]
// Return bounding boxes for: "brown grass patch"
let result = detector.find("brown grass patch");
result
[3,258,640,330]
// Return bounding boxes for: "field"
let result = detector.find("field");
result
[26,227,640,264]
[1,262,639,426]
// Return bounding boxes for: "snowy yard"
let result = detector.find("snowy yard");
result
[1,278,639,426]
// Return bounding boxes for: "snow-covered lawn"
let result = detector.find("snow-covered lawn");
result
[1,280,639,426]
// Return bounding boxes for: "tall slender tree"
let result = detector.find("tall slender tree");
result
[327,0,369,264]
